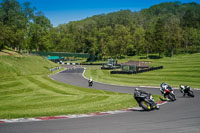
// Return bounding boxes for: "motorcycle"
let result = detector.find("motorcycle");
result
[88,80,93,87]
[160,83,176,101]
[134,89,159,111]
[180,85,194,97]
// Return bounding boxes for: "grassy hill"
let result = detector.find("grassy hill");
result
[0,55,138,119]
[84,53,200,88]
[0,55,57,80]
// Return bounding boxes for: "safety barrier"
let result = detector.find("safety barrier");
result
[101,66,121,70]
[65,63,81,65]
[50,67,60,72]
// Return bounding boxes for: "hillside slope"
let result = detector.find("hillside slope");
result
[0,55,137,119]
[0,55,58,80]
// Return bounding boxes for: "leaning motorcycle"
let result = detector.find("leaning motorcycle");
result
[161,87,176,101]
[134,91,159,111]
[88,80,93,87]
[180,85,194,97]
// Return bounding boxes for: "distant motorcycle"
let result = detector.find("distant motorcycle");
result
[160,83,176,101]
[88,80,93,87]
[134,88,159,111]
[179,85,194,97]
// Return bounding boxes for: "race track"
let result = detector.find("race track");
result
[1,66,200,133]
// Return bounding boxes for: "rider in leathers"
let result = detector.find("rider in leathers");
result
[88,77,93,86]
[160,83,172,98]
[134,88,151,98]
[180,85,190,96]
[134,88,159,109]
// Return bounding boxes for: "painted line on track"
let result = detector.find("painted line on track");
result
[0,101,167,124]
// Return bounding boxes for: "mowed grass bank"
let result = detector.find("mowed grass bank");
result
[84,53,200,88]
[0,55,138,119]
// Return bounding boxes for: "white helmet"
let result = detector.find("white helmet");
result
[135,88,139,91]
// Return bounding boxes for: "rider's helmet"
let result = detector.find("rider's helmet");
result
[160,82,165,87]
[186,85,190,89]
[134,88,140,97]
[180,84,184,89]
[135,88,140,91]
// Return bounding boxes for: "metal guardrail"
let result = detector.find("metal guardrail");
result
[50,67,60,72]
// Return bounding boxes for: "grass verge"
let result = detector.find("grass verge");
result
[0,55,146,119]
[84,53,200,88]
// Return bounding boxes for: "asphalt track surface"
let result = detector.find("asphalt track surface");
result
[1,66,200,133]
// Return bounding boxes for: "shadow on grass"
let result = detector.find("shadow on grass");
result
[139,55,162,59]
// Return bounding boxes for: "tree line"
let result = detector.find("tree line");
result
[0,0,52,52]
[1,0,200,59]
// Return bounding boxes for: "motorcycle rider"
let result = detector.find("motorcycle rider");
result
[180,85,190,96]
[160,82,172,98]
[134,88,159,110]
[88,77,93,87]
[134,88,151,99]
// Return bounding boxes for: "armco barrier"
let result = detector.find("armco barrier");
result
[111,66,163,74]
[64,62,102,65]
[50,67,60,72]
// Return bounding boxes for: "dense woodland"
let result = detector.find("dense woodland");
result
[0,0,200,59]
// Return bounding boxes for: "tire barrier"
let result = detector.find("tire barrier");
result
[65,63,81,65]
[101,67,114,70]
[110,66,163,74]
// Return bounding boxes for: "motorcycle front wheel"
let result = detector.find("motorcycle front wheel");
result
[167,93,176,101]
[188,91,194,97]
[140,101,151,111]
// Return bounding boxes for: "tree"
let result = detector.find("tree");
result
[132,26,146,55]
[0,22,15,51]
[153,18,165,56]
[144,26,154,58]
[97,26,112,58]
[112,24,130,58]
[182,28,200,53]
[0,0,22,50]
[164,16,182,56]
[28,12,52,51]
[0,0,36,51]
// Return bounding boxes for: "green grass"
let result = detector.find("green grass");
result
[0,49,23,57]
[0,55,58,79]
[84,53,200,88]
[0,55,142,119]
